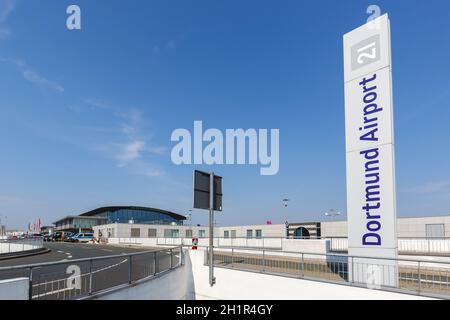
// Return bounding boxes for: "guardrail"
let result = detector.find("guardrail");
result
[155,237,284,250]
[116,235,450,256]
[329,237,450,256]
[0,237,44,255]
[206,247,450,299]
[0,246,183,300]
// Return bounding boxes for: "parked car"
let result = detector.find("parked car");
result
[43,235,52,242]
[70,233,94,243]
[52,231,73,242]
[65,233,79,242]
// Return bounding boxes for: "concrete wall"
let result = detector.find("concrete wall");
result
[321,215,450,238]
[0,278,28,300]
[95,250,195,300]
[321,221,348,237]
[282,239,328,253]
[94,223,209,240]
[94,223,285,241]
[0,240,43,255]
[397,216,450,238]
[97,214,450,241]
[216,224,285,238]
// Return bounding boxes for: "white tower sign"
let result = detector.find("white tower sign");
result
[343,14,398,287]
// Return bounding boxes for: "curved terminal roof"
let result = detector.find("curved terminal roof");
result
[79,206,187,221]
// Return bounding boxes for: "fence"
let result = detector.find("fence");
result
[154,237,283,249]
[114,236,450,256]
[330,237,450,256]
[0,237,44,255]
[0,246,183,300]
[207,247,450,299]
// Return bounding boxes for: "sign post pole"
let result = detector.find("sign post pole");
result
[209,172,216,286]
[193,169,221,286]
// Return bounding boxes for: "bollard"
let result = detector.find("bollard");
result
[231,248,234,268]
[89,259,93,295]
[28,267,33,300]
[262,250,266,273]
[154,251,159,274]
[418,261,422,294]
[128,255,133,284]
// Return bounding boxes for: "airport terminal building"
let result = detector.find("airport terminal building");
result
[92,213,450,241]
[53,206,186,233]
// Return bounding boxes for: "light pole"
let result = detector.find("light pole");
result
[186,210,192,226]
[282,199,290,238]
[186,210,193,239]
[0,214,7,237]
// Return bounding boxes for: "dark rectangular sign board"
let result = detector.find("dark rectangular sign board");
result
[193,170,223,211]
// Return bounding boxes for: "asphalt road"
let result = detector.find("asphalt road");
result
[0,242,179,300]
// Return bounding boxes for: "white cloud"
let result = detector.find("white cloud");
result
[81,99,167,178]
[23,69,65,92]
[403,181,450,194]
[167,40,176,49]
[0,26,10,39]
[0,0,16,40]
[0,0,15,23]
[83,98,110,109]
[0,56,65,92]
[116,140,146,165]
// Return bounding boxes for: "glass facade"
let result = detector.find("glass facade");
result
[94,208,183,225]
[164,229,180,238]
[73,218,105,230]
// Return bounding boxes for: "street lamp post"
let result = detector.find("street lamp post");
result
[282,199,290,238]
[324,209,341,220]
[0,214,7,237]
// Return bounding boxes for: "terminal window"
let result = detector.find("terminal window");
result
[247,230,253,239]
[164,229,180,238]
[131,228,140,238]
[256,230,262,239]
[426,224,445,239]
[199,230,206,238]
[224,231,230,238]
[148,229,157,238]
[185,229,193,238]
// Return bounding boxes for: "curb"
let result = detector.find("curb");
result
[0,248,51,261]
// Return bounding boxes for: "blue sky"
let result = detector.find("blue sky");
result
[1,0,450,229]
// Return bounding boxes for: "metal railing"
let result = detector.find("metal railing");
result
[156,237,285,249]
[0,237,44,255]
[329,237,450,256]
[117,235,450,256]
[206,247,450,299]
[0,246,183,300]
